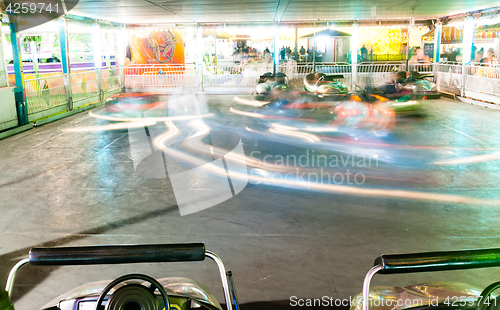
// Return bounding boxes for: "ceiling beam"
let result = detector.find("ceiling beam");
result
[274,0,290,22]
[142,0,195,22]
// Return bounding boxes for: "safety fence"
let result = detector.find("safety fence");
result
[433,62,500,103]
[279,62,353,87]
[123,62,500,105]
[71,70,100,105]
[125,64,197,88]
[23,67,124,115]
[24,74,67,114]
[101,67,122,93]
[203,64,274,88]
[357,62,405,87]
[124,62,434,90]
[435,62,463,95]
[464,63,500,103]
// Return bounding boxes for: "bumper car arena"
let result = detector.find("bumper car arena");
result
[2,1,500,310]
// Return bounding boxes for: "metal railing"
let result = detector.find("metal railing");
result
[203,63,274,88]
[435,62,464,95]
[357,62,405,86]
[24,74,67,114]
[102,67,122,93]
[465,63,500,100]
[123,62,500,105]
[408,62,434,73]
[279,63,353,87]
[71,70,100,103]
[125,64,198,88]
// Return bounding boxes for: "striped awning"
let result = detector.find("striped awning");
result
[474,30,497,42]
[422,26,463,44]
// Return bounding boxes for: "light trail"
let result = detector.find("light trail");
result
[153,134,500,206]
[88,111,215,122]
[233,96,270,107]
[433,151,500,165]
[64,120,157,132]
[229,107,266,118]
[152,120,181,150]
[269,126,321,143]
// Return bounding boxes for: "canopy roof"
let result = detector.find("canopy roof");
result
[422,26,463,44]
[69,0,498,25]
[301,29,351,38]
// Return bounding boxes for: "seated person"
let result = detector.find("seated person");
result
[372,71,407,94]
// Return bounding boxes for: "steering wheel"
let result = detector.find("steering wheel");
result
[477,281,500,310]
[95,274,169,310]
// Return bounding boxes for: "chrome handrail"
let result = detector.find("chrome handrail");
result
[362,265,383,310]
[5,258,29,299]
[206,250,234,310]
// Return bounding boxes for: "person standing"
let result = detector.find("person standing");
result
[285,46,291,59]
[360,45,368,62]
[471,44,477,63]
[299,46,306,55]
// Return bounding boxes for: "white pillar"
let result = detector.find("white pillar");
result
[350,23,359,90]
[273,23,279,74]
[0,18,9,87]
[432,22,442,79]
[462,16,474,64]
[91,23,103,99]
[196,24,203,92]
[462,16,474,97]
[91,24,102,70]
[433,22,442,63]
[117,26,127,89]
[406,18,413,71]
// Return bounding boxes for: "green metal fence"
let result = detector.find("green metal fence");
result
[23,67,124,116]
[71,70,100,104]
[24,74,67,114]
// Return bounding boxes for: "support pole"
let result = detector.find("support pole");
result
[405,34,409,71]
[294,27,298,61]
[406,18,413,71]
[105,31,111,70]
[273,23,279,75]
[433,22,442,63]
[117,26,126,91]
[58,17,72,110]
[0,16,9,88]
[312,25,316,72]
[351,22,359,91]
[196,24,203,92]
[9,15,29,126]
[433,22,442,79]
[30,41,39,76]
[91,23,103,100]
[214,28,218,66]
[462,16,474,97]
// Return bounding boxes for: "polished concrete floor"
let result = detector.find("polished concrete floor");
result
[1,94,500,310]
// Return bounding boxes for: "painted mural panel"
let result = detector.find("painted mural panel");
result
[129,29,184,65]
